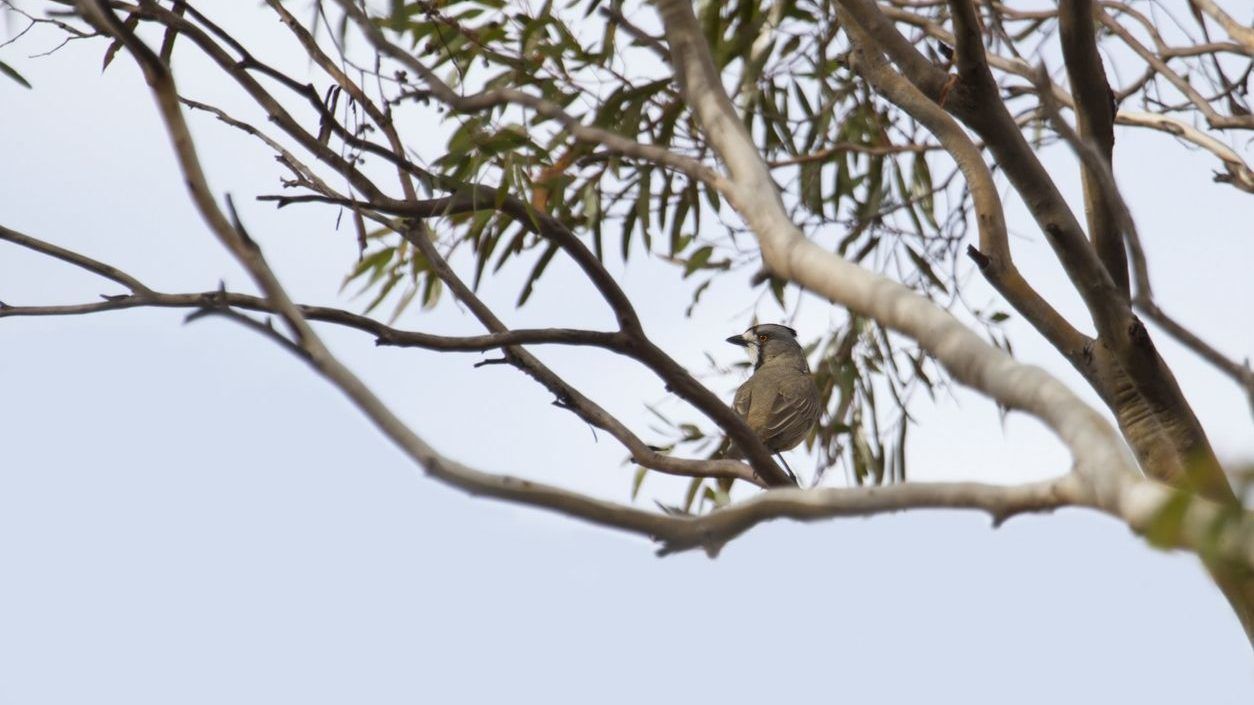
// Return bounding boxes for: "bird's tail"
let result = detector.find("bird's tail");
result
[719,436,800,485]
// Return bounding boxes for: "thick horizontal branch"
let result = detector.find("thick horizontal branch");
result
[652,475,1088,554]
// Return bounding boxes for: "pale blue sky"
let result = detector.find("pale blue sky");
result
[1,3,1252,702]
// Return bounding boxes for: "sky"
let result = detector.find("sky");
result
[1,2,1252,703]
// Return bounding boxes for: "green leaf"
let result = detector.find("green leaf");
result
[701,179,721,212]
[681,476,704,514]
[769,276,787,308]
[893,417,908,483]
[911,154,939,230]
[388,283,422,325]
[421,272,443,310]
[0,60,32,89]
[669,187,691,255]
[580,182,600,227]
[631,466,648,501]
[101,13,141,73]
[635,166,652,248]
[619,206,637,261]
[852,422,883,485]
[685,278,712,317]
[892,160,927,236]
[850,423,869,484]
[363,272,403,315]
[517,241,559,306]
[656,171,674,229]
[677,423,704,441]
[905,246,948,294]
[782,34,802,58]
[493,224,529,273]
[683,245,713,278]
[799,160,823,215]
[342,247,396,292]
[909,352,935,400]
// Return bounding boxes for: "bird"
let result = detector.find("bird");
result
[723,323,822,483]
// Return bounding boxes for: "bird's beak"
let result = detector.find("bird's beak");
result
[726,334,748,347]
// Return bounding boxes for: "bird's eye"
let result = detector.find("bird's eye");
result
[757,334,768,343]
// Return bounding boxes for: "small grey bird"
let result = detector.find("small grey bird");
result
[724,323,822,481]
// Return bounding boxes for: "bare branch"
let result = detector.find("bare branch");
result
[1033,61,1238,494]
[184,305,309,361]
[1098,10,1253,130]
[1135,300,1254,414]
[0,223,152,294]
[69,0,762,504]
[261,0,421,205]
[1188,0,1254,54]
[179,98,334,194]
[878,4,1254,193]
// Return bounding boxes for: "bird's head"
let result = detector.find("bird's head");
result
[726,323,804,370]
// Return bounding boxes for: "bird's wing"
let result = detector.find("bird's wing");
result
[759,374,821,451]
[721,380,756,459]
[732,379,753,418]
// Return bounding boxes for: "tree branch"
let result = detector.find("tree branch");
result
[840,16,1089,362]
[878,1,1236,510]
[1098,8,1254,130]
[1059,0,1128,295]
[0,223,152,294]
[1032,64,1237,499]
[1189,0,1254,54]
[849,0,1134,353]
